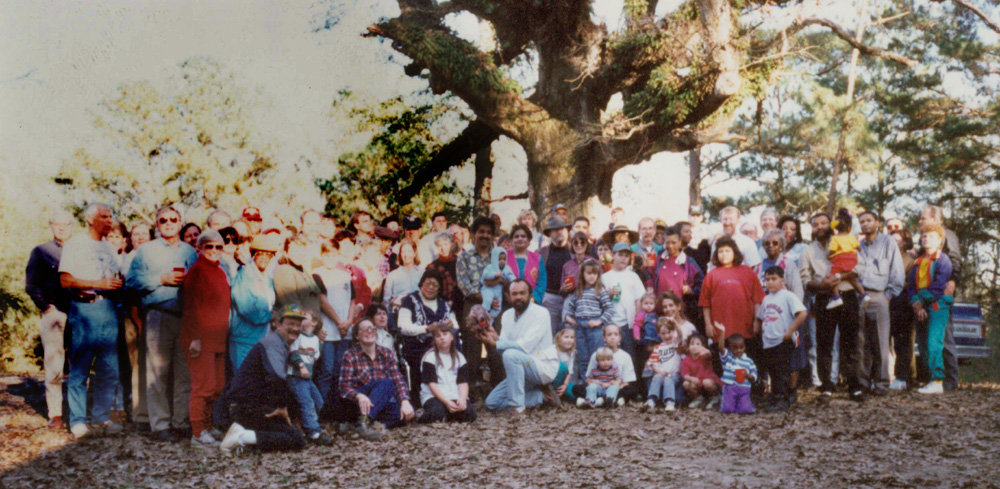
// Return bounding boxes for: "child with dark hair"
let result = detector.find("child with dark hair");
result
[825,209,866,309]
[755,266,807,412]
[681,334,721,409]
[717,333,757,414]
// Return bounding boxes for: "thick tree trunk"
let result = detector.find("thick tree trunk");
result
[473,146,493,217]
[688,148,702,210]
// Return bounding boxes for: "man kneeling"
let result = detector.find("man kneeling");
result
[220,305,308,455]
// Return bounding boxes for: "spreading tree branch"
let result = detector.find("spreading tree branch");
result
[935,0,1000,34]
[796,18,918,67]
[396,120,500,206]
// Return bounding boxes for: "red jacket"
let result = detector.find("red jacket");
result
[181,256,232,352]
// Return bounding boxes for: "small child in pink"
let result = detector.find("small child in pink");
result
[681,334,722,409]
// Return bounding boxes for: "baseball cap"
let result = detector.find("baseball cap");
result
[402,215,422,230]
[279,304,307,320]
[612,242,632,254]
[242,207,262,222]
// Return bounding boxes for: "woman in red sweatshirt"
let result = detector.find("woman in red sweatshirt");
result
[182,229,232,446]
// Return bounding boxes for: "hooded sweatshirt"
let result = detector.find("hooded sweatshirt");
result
[481,246,516,317]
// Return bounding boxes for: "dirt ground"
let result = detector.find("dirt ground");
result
[2,374,1000,489]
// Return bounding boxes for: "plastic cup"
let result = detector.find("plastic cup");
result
[735,368,747,384]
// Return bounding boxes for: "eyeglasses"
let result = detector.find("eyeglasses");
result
[763,241,782,247]
[158,217,180,224]
[222,236,238,244]
[357,325,377,333]
[202,244,224,250]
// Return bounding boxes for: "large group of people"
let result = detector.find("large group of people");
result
[23,198,963,454]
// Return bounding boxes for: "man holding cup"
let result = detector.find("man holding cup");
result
[126,205,198,442]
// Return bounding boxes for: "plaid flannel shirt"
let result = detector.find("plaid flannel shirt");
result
[339,344,410,402]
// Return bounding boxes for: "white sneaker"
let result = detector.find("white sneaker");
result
[220,423,247,456]
[192,430,220,447]
[615,397,626,408]
[576,397,586,408]
[642,400,656,411]
[99,421,124,436]
[918,381,944,395]
[688,396,706,409]
[888,379,907,391]
[705,396,721,410]
[70,423,91,440]
[664,401,676,412]
[826,296,844,309]
[594,397,605,408]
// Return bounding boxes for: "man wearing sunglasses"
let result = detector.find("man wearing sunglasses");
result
[125,205,197,442]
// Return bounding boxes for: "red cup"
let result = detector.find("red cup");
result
[735,368,747,384]
[173,266,185,273]
[564,276,575,288]
[646,252,656,268]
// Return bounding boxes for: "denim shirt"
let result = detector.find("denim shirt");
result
[126,238,197,312]
[858,233,905,299]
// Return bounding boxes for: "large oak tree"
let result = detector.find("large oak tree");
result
[359,0,915,218]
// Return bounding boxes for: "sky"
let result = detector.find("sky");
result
[0,0,847,230]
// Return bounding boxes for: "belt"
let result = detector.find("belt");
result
[72,292,106,303]
[864,288,884,293]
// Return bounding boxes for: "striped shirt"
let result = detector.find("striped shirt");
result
[720,350,757,387]
[587,364,621,383]
[562,287,614,325]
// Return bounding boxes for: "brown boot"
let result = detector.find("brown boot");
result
[47,416,64,430]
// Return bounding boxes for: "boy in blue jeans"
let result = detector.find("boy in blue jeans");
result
[288,313,332,445]
[579,347,621,408]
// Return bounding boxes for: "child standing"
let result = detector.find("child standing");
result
[908,223,954,395]
[536,327,577,406]
[579,347,621,408]
[681,334,722,409]
[642,318,683,411]
[572,324,638,406]
[418,326,476,423]
[825,208,866,309]
[754,266,807,412]
[563,259,615,379]
[287,313,331,444]
[718,333,757,414]
[482,246,516,318]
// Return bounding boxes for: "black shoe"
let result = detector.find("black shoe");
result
[308,432,333,446]
[817,391,832,405]
[765,401,789,412]
[134,422,151,433]
[153,429,181,443]
[172,426,192,439]
[870,387,888,397]
[850,391,868,403]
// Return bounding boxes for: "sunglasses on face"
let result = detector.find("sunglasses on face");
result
[222,235,239,244]
[158,217,180,224]
[202,244,224,250]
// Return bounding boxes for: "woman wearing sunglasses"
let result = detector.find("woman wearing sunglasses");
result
[180,230,231,447]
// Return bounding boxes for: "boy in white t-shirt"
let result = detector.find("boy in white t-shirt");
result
[601,242,646,357]
[754,266,807,412]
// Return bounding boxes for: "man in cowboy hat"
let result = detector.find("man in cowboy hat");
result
[540,216,573,336]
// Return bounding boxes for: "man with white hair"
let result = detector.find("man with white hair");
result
[59,203,124,438]
[25,210,75,430]
[711,206,761,270]
[126,205,198,442]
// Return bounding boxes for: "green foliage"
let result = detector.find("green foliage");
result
[54,57,324,226]
[316,93,473,225]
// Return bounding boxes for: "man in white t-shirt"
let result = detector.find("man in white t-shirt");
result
[480,279,553,414]
[59,203,123,439]
[710,206,761,270]
[602,242,646,355]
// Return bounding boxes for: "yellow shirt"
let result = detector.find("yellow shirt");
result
[828,234,860,257]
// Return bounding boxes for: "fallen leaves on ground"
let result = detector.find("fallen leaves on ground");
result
[2,376,1000,489]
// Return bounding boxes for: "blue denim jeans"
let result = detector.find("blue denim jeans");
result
[576,320,604,382]
[314,340,349,406]
[486,344,543,411]
[335,378,402,428]
[289,377,323,435]
[585,383,620,402]
[67,300,119,427]
[646,373,679,402]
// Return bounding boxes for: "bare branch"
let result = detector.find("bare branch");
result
[486,191,530,203]
[396,120,501,206]
[935,0,1000,34]
[798,18,918,67]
